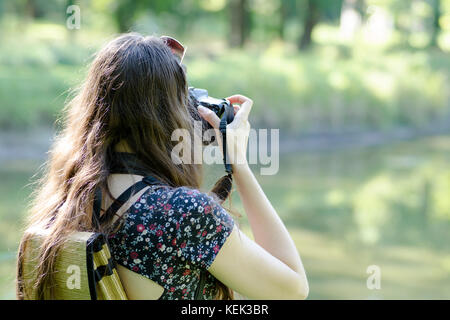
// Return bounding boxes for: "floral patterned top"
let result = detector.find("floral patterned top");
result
[107,184,235,300]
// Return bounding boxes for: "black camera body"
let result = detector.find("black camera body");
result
[188,87,235,144]
[188,86,235,177]
[189,87,231,119]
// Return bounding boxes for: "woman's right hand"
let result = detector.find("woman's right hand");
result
[197,94,253,169]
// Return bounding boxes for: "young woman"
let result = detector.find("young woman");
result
[16,33,308,300]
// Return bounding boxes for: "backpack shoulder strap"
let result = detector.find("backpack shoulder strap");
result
[93,176,163,227]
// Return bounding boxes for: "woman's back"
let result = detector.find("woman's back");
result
[104,173,233,300]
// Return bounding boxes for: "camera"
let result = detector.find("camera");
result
[187,87,234,145]
[188,86,235,175]
[188,87,231,119]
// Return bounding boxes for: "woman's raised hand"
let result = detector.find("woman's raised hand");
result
[197,94,253,169]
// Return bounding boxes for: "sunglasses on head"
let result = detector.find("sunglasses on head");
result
[160,35,186,64]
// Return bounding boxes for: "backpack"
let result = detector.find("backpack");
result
[19,170,159,299]
[20,229,127,300]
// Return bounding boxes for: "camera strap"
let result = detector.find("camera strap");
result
[219,104,235,175]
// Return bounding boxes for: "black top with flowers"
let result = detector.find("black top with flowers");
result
[107,184,235,300]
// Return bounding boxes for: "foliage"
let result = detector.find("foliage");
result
[0,21,448,134]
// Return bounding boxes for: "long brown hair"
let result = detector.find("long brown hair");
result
[16,33,233,300]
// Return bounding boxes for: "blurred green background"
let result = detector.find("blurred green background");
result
[0,0,449,299]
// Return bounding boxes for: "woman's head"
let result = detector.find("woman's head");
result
[74,33,200,186]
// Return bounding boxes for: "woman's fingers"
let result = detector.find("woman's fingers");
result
[198,94,251,129]
[226,95,250,105]
[226,94,253,121]
[237,99,253,121]
[197,105,220,129]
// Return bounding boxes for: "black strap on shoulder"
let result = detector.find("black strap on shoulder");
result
[99,179,148,225]
[95,176,163,226]
[93,152,164,226]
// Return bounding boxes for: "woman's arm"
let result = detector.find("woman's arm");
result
[209,225,308,299]
[233,163,306,275]
[198,95,308,299]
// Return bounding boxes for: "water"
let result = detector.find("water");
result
[211,134,450,299]
[1,135,449,299]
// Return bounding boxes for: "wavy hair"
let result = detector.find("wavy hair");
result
[16,33,233,300]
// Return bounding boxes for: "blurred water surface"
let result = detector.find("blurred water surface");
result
[2,134,448,299]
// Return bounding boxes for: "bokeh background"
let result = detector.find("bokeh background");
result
[0,0,449,299]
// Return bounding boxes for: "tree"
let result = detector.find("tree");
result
[276,0,298,40]
[278,0,288,40]
[229,0,250,48]
[430,0,441,48]
[25,0,38,19]
[112,0,139,33]
[298,0,321,50]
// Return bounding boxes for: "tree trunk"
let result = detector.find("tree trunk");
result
[25,0,40,19]
[113,0,138,33]
[430,0,441,48]
[278,0,288,40]
[229,0,249,48]
[299,0,320,50]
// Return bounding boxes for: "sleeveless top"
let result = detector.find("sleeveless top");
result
[106,177,235,300]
